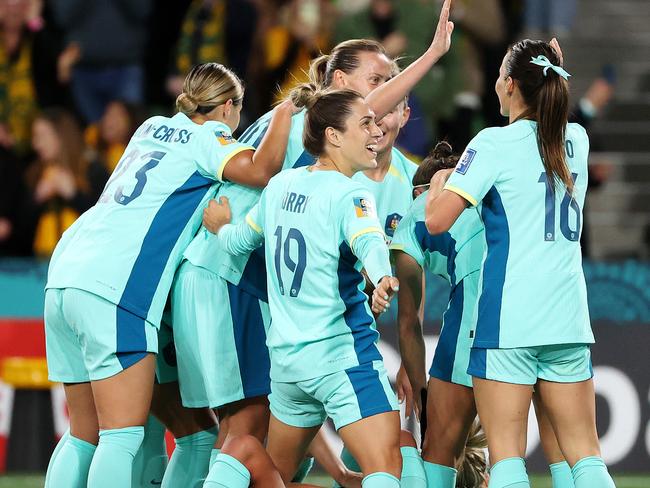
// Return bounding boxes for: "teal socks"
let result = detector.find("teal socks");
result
[400,447,426,488]
[204,453,251,488]
[489,457,530,488]
[571,456,615,488]
[87,426,145,488]
[209,448,221,469]
[161,427,217,488]
[292,456,315,482]
[45,433,96,488]
[423,461,457,488]
[132,415,168,487]
[362,472,401,487]
[550,461,575,488]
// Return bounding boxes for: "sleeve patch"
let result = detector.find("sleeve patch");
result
[353,196,376,218]
[455,148,476,174]
[215,130,235,145]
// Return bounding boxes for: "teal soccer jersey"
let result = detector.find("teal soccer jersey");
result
[183,110,313,296]
[46,113,253,330]
[353,148,418,242]
[390,192,484,287]
[445,120,594,348]
[219,167,393,382]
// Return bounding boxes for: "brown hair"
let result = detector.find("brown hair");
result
[176,62,244,117]
[309,39,387,88]
[456,419,488,488]
[29,108,88,192]
[506,39,571,192]
[412,141,459,187]
[290,83,364,156]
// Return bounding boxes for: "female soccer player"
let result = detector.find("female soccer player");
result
[424,40,616,488]
[204,88,404,488]
[391,142,484,488]
[43,62,295,488]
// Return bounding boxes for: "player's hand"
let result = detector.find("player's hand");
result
[203,197,231,234]
[396,363,415,419]
[550,37,563,66]
[371,276,399,314]
[428,0,455,58]
[335,469,363,488]
[277,97,301,115]
[428,167,454,199]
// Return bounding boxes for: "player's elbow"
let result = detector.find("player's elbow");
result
[425,215,450,235]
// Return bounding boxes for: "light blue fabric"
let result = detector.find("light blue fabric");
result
[489,457,530,488]
[550,461,575,488]
[571,456,615,488]
[87,426,145,488]
[203,453,251,488]
[45,434,96,488]
[423,461,456,488]
[530,55,571,79]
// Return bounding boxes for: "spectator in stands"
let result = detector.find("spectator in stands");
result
[51,0,152,123]
[24,108,108,256]
[85,99,145,173]
[0,0,40,157]
[524,0,578,39]
[166,0,258,98]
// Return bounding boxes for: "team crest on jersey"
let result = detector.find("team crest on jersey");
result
[215,130,235,145]
[353,197,376,218]
[384,213,402,237]
[455,148,476,174]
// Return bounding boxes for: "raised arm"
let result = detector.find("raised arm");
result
[393,250,427,417]
[222,100,297,187]
[425,169,466,234]
[365,0,455,120]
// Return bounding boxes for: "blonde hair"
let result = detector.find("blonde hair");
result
[456,420,488,488]
[308,39,387,88]
[176,62,244,117]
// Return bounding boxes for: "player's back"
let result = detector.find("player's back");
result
[47,113,227,326]
[259,167,383,382]
[391,192,484,287]
[446,120,592,348]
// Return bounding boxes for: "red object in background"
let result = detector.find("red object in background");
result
[0,319,46,358]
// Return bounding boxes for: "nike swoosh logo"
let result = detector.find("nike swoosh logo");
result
[150,480,162,485]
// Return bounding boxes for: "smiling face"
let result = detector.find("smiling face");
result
[328,98,383,173]
[332,51,393,97]
[375,100,409,156]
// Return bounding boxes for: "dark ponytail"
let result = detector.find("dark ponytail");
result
[506,39,571,192]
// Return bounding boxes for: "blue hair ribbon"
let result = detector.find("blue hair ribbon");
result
[530,55,571,80]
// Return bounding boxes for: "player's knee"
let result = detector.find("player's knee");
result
[400,429,417,448]
[222,434,264,465]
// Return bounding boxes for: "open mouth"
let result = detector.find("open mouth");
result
[365,143,378,158]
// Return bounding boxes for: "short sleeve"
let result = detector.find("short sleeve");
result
[196,123,255,182]
[390,210,425,268]
[445,128,500,207]
[339,187,385,251]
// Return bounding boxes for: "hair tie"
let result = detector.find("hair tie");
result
[530,55,571,80]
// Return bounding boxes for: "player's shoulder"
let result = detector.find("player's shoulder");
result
[567,122,589,144]
[391,147,418,177]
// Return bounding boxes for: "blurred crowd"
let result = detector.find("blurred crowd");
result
[1,0,615,258]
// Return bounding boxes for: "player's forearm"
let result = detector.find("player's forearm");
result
[399,316,428,390]
[353,233,392,286]
[218,222,263,256]
[251,102,295,183]
[365,48,442,121]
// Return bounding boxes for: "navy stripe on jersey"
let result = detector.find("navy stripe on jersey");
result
[337,243,382,365]
[237,246,269,302]
[414,222,457,285]
[117,170,213,348]
[293,150,316,168]
[345,363,392,418]
[227,282,271,398]
[475,186,509,347]
[468,347,488,378]
[429,280,464,383]
[251,124,269,148]
[239,114,270,144]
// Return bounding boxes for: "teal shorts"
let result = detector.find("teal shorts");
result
[45,288,158,383]
[269,360,399,431]
[171,261,271,408]
[155,314,178,384]
[429,273,478,388]
[468,343,593,385]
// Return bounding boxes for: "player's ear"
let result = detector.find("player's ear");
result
[223,98,234,118]
[400,105,411,128]
[506,76,515,96]
[332,69,347,88]
[325,126,342,148]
